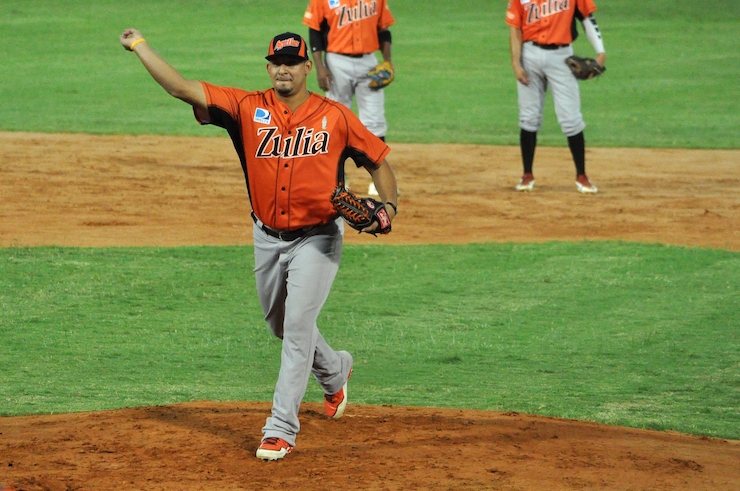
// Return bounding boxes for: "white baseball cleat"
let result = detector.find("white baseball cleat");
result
[515,173,535,191]
[575,174,598,193]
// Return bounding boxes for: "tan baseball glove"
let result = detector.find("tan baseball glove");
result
[367,61,394,89]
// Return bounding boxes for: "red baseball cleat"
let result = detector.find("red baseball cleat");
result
[256,437,293,461]
[324,368,353,419]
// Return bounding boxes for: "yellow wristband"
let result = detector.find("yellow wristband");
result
[129,38,147,51]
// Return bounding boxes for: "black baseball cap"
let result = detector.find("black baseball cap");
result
[266,32,309,62]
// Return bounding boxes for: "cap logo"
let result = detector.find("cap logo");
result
[266,32,308,61]
[275,38,301,51]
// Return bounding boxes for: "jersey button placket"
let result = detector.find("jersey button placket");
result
[277,160,291,228]
[352,20,361,53]
[276,119,293,229]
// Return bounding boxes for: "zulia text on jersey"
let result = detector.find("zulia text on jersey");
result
[256,126,330,158]
[337,0,378,29]
[526,0,569,24]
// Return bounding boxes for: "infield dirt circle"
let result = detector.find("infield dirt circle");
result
[1,132,739,490]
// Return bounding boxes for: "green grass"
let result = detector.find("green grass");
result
[1,0,738,147]
[2,0,739,444]
[2,243,738,438]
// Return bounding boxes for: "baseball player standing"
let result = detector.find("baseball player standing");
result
[119,29,398,461]
[303,0,395,195]
[506,0,606,193]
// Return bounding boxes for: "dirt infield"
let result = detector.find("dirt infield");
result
[1,132,739,490]
[2,132,739,250]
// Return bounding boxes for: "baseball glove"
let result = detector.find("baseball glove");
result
[565,56,606,80]
[367,61,394,89]
[331,186,391,235]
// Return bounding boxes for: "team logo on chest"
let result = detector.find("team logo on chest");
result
[526,0,569,24]
[336,0,377,28]
[256,126,330,158]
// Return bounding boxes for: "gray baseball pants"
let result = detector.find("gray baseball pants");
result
[253,217,353,446]
[325,52,387,138]
[518,42,586,137]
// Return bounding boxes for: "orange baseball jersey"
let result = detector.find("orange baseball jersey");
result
[506,0,597,46]
[195,82,390,231]
[303,0,395,55]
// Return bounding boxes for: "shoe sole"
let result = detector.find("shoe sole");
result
[515,181,535,191]
[576,182,598,193]
[332,383,348,420]
[330,367,353,420]
[256,447,291,461]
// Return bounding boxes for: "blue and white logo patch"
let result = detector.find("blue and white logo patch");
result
[254,108,272,125]
[329,0,340,8]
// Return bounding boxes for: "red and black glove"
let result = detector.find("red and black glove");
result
[331,186,391,235]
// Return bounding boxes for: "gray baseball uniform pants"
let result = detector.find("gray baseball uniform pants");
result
[518,42,586,137]
[253,217,353,446]
[325,52,388,138]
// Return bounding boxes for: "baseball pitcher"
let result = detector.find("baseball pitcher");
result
[119,29,398,461]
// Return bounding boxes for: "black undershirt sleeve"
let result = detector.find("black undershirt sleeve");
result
[308,28,325,52]
[571,8,584,41]
[377,29,392,45]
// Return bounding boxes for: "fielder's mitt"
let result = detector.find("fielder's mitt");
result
[367,61,394,89]
[565,56,606,80]
[331,186,391,235]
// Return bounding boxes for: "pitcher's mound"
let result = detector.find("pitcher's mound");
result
[2,401,739,490]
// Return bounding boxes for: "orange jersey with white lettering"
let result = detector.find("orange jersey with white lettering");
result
[196,83,390,231]
[506,0,597,46]
[303,0,395,55]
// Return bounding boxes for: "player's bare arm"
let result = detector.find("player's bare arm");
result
[366,159,398,218]
[349,159,395,234]
[119,29,207,113]
[311,52,333,92]
[509,27,530,85]
[379,29,392,65]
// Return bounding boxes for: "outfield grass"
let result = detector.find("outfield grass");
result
[2,244,738,438]
[1,0,738,147]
